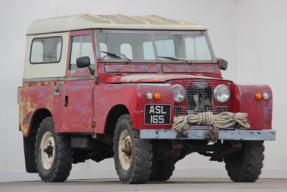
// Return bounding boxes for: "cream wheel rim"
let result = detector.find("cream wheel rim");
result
[118,129,132,171]
[40,131,55,170]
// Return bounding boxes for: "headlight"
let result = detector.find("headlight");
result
[213,85,230,104]
[172,84,186,104]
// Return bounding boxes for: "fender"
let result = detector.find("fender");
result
[231,84,273,130]
[94,83,174,133]
[19,83,63,137]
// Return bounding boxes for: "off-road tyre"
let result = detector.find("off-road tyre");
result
[149,158,176,181]
[224,141,265,182]
[113,114,153,184]
[35,117,73,182]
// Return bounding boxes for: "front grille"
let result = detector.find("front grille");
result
[174,106,227,117]
[174,82,227,117]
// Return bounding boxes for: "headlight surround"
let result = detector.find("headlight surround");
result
[172,84,186,104]
[213,85,230,104]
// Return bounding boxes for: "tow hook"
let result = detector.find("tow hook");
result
[205,126,219,143]
[177,131,189,138]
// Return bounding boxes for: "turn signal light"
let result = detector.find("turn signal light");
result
[255,93,262,100]
[154,93,161,100]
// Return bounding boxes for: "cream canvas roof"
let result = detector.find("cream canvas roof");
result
[27,14,206,35]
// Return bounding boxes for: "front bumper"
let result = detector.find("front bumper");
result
[140,127,276,141]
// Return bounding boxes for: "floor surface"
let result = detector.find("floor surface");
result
[1,177,287,192]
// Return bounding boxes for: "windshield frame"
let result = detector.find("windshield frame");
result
[94,29,217,63]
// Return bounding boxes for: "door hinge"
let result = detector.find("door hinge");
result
[91,121,96,128]
[94,76,99,84]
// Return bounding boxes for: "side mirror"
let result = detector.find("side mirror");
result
[76,56,90,68]
[219,59,228,70]
[76,56,95,75]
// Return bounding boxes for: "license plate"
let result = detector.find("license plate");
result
[144,105,171,125]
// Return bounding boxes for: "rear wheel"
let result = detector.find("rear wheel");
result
[113,114,153,184]
[224,141,264,182]
[149,158,176,181]
[35,117,73,182]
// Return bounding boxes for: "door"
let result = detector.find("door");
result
[60,30,96,133]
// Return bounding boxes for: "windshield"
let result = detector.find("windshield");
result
[96,30,214,62]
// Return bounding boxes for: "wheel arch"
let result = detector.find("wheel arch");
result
[29,108,53,135]
[105,104,130,134]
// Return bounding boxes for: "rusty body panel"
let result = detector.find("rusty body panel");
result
[20,82,61,136]
[20,80,95,136]
[231,84,272,130]
[59,80,94,133]
[94,83,174,133]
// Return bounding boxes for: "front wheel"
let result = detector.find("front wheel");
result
[113,114,153,184]
[35,117,73,182]
[224,141,265,182]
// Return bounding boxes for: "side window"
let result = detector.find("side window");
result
[30,36,62,64]
[69,35,95,70]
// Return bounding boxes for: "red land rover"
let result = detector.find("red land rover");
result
[18,14,275,184]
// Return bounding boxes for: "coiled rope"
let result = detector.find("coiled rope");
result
[172,112,250,133]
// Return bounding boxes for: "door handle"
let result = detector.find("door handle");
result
[54,81,63,95]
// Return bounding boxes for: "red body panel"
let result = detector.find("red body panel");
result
[20,83,62,137]
[136,84,175,130]
[231,84,273,130]
[93,84,141,133]
[20,80,95,136]
[60,80,94,133]
[93,84,174,133]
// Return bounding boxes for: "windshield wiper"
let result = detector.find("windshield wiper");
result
[158,56,188,62]
[101,51,132,61]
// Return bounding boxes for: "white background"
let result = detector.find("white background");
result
[0,0,286,182]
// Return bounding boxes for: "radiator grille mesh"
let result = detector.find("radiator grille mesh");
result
[174,82,227,117]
